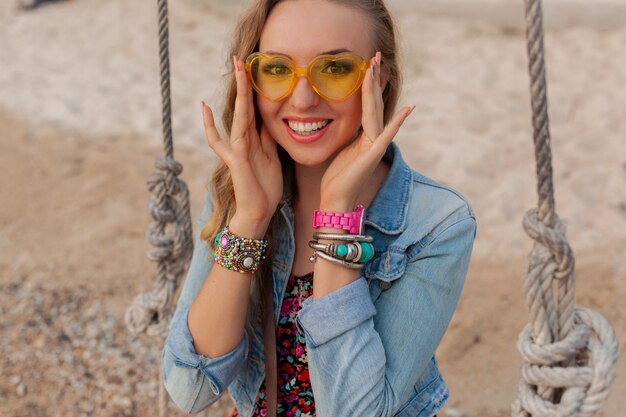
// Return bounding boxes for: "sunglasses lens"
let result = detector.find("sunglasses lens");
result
[248,55,295,101]
[246,53,366,102]
[310,55,364,101]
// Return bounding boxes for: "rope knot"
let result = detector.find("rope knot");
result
[125,281,175,339]
[522,209,574,281]
[126,155,194,338]
[513,308,618,417]
[149,157,183,196]
[154,157,183,176]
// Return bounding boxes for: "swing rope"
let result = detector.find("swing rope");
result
[513,1,618,416]
[124,0,194,415]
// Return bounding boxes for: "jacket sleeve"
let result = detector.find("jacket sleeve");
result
[161,192,248,413]
[296,214,476,417]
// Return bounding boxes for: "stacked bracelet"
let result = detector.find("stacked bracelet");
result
[311,250,365,270]
[312,232,373,242]
[214,226,268,274]
[308,240,375,263]
[308,232,375,270]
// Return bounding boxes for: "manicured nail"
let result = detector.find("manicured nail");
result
[407,105,416,116]
[232,56,238,72]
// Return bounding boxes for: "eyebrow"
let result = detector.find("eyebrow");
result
[321,48,352,55]
[263,48,352,58]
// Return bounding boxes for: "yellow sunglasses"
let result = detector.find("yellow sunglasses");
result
[244,52,370,102]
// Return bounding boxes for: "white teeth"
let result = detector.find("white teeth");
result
[287,120,330,135]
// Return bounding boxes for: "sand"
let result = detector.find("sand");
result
[1,0,624,416]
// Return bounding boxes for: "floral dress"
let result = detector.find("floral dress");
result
[232,272,316,417]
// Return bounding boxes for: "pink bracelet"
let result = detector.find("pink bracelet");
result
[312,205,365,235]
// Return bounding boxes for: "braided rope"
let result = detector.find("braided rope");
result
[124,0,194,415]
[512,1,619,416]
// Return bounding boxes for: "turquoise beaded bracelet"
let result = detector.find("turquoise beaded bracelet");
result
[214,226,268,274]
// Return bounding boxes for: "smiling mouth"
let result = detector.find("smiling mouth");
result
[286,120,331,136]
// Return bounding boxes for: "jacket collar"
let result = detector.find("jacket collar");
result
[364,142,412,235]
[279,142,412,236]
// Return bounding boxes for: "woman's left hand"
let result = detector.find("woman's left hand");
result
[320,52,414,211]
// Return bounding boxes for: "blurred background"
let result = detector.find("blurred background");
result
[1,0,624,416]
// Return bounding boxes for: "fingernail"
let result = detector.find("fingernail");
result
[232,56,238,72]
[377,51,382,66]
[407,105,416,116]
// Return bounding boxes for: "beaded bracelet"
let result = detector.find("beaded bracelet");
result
[213,226,268,274]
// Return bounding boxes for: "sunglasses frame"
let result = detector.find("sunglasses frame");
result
[244,52,370,102]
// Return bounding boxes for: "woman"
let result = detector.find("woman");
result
[162,1,476,416]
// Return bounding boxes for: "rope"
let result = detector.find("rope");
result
[124,0,194,415]
[512,1,619,416]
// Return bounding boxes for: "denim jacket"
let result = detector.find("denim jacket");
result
[162,142,476,417]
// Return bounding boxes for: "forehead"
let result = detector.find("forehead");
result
[259,0,373,62]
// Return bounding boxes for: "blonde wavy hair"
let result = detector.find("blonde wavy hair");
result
[200,0,402,317]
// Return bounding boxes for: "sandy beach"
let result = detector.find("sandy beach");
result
[1,0,624,416]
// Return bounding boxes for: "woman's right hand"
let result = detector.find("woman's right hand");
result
[201,57,283,238]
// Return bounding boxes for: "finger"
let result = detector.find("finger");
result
[376,105,415,151]
[201,101,228,154]
[373,52,384,127]
[231,56,251,142]
[369,52,384,129]
[246,74,261,155]
[247,75,258,135]
[361,54,384,141]
[259,124,277,158]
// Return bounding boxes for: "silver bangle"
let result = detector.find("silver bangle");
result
[345,243,357,261]
[309,250,365,270]
[308,240,364,262]
[312,232,373,242]
[352,241,363,262]
[308,240,334,253]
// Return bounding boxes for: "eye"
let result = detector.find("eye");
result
[261,61,292,76]
[320,59,354,76]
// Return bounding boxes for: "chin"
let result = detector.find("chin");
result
[284,148,332,167]
[273,125,355,168]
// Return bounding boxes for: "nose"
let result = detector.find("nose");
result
[288,76,320,109]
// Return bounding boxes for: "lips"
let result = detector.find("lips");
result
[287,119,330,136]
[283,118,333,144]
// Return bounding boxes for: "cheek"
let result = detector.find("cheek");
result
[256,97,282,117]
[257,98,283,128]
[257,97,274,118]
[338,95,363,131]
